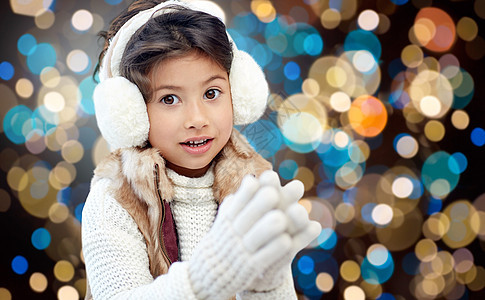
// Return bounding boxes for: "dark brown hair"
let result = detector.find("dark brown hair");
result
[95,0,233,102]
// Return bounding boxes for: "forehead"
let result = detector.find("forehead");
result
[152,51,226,75]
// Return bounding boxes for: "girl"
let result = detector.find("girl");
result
[82,0,321,299]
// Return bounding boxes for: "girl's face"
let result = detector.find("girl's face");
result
[147,51,233,177]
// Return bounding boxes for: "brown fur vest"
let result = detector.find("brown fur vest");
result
[85,130,272,298]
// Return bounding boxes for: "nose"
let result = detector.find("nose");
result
[184,100,209,130]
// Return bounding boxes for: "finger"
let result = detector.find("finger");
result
[243,210,287,252]
[221,175,260,219]
[286,202,310,234]
[291,221,321,253]
[258,170,281,189]
[279,180,304,209]
[250,233,291,270]
[233,186,279,235]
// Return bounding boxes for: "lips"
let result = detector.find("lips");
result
[182,139,211,147]
[180,137,214,154]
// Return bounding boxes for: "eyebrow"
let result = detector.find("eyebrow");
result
[153,75,228,92]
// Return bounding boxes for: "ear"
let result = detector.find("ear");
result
[230,49,269,125]
[93,76,150,149]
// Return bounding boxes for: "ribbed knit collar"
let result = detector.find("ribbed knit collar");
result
[166,165,214,189]
[166,165,215,204]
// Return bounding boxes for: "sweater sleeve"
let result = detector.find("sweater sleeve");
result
[236,268,297,300]
[82,178,197,300]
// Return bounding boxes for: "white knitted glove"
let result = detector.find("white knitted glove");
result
[247,171,322,292]
[188,175,292,300]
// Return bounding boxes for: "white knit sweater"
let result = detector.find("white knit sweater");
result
[82,167,297,299]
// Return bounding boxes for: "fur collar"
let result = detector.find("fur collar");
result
[91,129,272,276]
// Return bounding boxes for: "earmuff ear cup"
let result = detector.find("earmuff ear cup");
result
[93,76,150,149]
[230,50,269,125]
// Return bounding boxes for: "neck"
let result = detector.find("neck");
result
[165,161,211,178]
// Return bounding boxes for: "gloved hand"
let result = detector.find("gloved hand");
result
[188,175,292,299]
[246,170,321,292]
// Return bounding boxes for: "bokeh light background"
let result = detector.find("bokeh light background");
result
[1,0,485,299]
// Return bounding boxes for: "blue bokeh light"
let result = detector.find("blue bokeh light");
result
[104,0,123,5]
[12,255,28,275]
[0,61,15,80]
[31,228,51,250]
[17,33,37,56]
[79,77,97,115]
[361,251,394,284]
[427,197,443,215]
[26,43,57,75]
[471,127,485,146]
[279,159,298,180]
[402,252,420,275]
[317,228,337,250]
[240,119,283,159]
[390,0,409,4]
[449,152,467,174]
[284,61,301,80]
[298,255,315,274]
[344,29,382,61]
[3,105,33,144]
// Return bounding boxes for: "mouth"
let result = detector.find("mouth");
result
[180,138,213,148]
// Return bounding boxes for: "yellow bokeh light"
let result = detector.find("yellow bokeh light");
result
[295,167,315,192]
[401,44,424,68]
[468,266,485,292]
[0,288,11,300]
[451,110,469,130]
[443,200,478,248]
[7,166,29,192]
[61,140,84,164]
[334,130,350,148]
[10,0,54,17]
[422,212,450,241]
[409,70,453,119]
[415,239,438,262]
[330,91,351,112]
[40,67,61,88]
[424,120,445,142]
[250,0,276,23]
[0,189,12,212]
[15,78,34,98]
[335,203,355,223]
[44,91,65,113]
[30,272,48,293]
[302,78,320,98]
[57,285,79,300]
[321,8,341,29]
[54,260,75,282]
[315,272,334,292]
[457,17,478,41]
[35,9,55,29]
[344,285,365,300]
[327,66,348,88]
[340,260,361,282]
[49,202,70,223]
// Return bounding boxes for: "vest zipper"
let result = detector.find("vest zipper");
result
[154,164,172,266]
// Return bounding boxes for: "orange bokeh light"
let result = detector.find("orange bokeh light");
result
[348,95,387,137]
[414,7,456,52]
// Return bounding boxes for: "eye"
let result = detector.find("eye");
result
[204,89,221,100]
[160,94,180,105]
